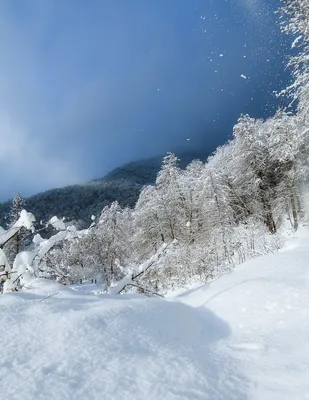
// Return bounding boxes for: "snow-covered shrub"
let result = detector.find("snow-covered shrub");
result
[0,212,82,292]
[231,219,284,265]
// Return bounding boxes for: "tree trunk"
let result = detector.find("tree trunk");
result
[290,192,299,231]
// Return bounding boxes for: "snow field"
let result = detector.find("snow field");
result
[0,280,246,400]
[177,227,309,399]
[1,228,309,399]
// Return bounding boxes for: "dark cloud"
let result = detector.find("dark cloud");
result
[0,0,289,200]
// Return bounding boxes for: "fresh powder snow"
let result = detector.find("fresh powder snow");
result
[0,228,309,399]
[174,227,309,399]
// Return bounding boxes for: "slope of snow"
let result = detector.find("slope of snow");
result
[0,229,309,399]
[175,227,309,400]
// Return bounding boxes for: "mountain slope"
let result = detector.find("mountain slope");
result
[0,228,308,399]
[0,152,207,227]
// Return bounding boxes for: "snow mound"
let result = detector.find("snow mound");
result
[0,283,246,400]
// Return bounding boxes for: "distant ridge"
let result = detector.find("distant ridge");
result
[0,152,207,227]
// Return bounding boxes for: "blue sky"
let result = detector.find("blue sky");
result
[0,0,290,200]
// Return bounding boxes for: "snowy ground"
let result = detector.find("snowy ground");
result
[1,229,309,399]
[175,227,309,400]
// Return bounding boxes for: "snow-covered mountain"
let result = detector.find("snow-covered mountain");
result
[0,152,207,227]
[1,227,308,399]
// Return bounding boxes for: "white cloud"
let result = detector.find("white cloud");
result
[0,2,87,199]
[0,110,82,198]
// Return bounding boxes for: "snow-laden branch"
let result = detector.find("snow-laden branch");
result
[1,213,83,292]
[0,210,35,247]
[108,240,177,295]
[11,224,79,286]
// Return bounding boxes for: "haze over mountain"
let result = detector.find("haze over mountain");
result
[0,152,207,227]
[0,0,290,201]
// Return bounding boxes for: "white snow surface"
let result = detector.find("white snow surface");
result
[1,229,309,399]
[174,227,309,400]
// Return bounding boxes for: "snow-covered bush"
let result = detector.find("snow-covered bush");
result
[0,212,81,292]
[230,220,284,265]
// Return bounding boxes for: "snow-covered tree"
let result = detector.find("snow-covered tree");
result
[263,111,308,229]
[155,153,186,241]
[94,202,134,287]
[45,202,135,289]
[134,185,166,258]
[3,193,28,264]
[232,115,278,233]
[279,0,309,117]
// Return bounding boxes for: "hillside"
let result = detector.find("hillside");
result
[174,228,309,399]
[0,228,308,399]
[0,152,207,227]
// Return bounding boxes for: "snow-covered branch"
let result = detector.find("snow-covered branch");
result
[108,241,176,295]
[0,210,35,248]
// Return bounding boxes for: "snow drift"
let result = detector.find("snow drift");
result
[0,279,246,400]
[1,228,309,399]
